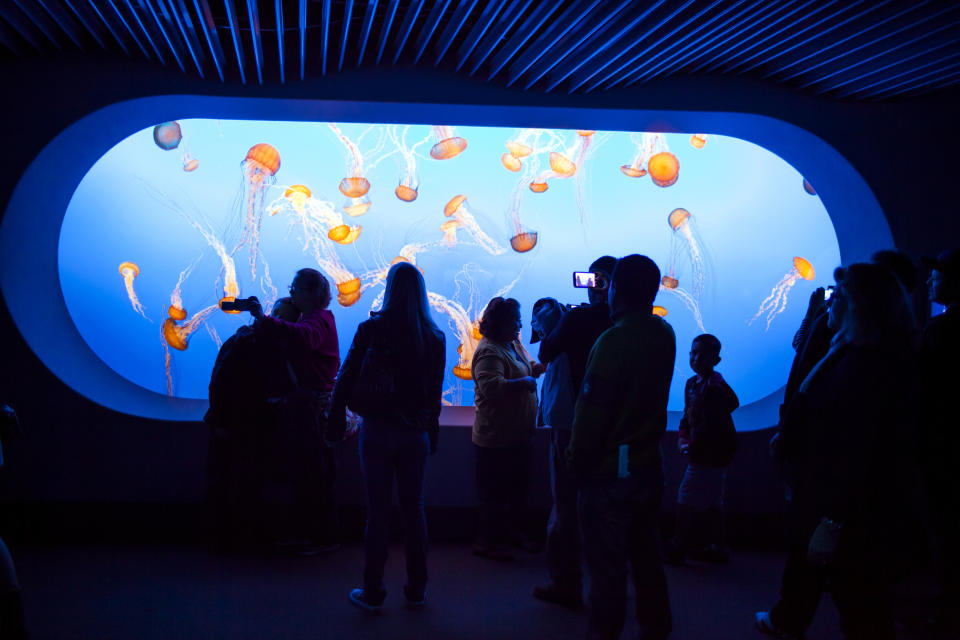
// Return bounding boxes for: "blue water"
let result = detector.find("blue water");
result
[58,120,840,420]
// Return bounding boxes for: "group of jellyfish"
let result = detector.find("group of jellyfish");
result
[131,123,822,396]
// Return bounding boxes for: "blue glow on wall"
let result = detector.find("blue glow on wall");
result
[57,119,840,416]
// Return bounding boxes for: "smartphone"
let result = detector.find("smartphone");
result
[824,286,835,301]
[573,271,596,288]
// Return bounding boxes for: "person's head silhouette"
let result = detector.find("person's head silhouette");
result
[608,254,660,319]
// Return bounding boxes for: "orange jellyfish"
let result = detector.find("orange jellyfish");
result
[620,165,647,178]
[529,181,549,193]
[396,184,418,202]
[506,141,533,158]
[118,261,148,319]
[235,142,281,280]
[429,126,468,160]
[344,196,371,217]
[336,277,363,307]
[182,154,199,172]
[442,195,506,255]
[548,151,577,178]
[576,130,595,137]
[750,257,816,330]
[427,290,479,382]
[153,121,182,150]
[620,132,670,181]
[501,153,523,172]
[339,177,370,198]
[163,304,219,353]
[668,208,706,300]
[167,257,201,321]
[510,232,538,253]
[690,134,707,149]
[441,219,461,247]
[652,305,668,317]
[661,275,678,289]
[648,151,679,187]
[329,123,377,207]
[327,224,362,245]
[803,179,817,195]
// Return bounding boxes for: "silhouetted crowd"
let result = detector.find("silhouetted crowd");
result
[195,247,959,640]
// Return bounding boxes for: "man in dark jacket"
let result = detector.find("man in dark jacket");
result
[567,255,675,640]
[533,256,616,609]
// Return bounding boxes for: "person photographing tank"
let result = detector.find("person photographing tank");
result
[220,268,342,554]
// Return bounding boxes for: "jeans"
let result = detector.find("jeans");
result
[475,443,532,547]
[547,429,582,589]
[579,469,671,640]
[359,422,430,599]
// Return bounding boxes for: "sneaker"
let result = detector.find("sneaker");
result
[755,611,804,640]
[403,585,426,608]
[532,583,582,610]
[349,588,384,612]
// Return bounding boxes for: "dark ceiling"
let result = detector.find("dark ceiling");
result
[1,0,959,100]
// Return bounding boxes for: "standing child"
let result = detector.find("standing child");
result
[666,334,739,565]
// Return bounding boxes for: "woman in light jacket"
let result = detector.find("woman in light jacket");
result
[471,296,540,561]
[329,262,445,611]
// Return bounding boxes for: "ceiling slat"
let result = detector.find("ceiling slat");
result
[222,0,246,82]
[61,0,108,49]
[433,0,478,67]
[375,0,399,64]
[357,0,378,65]
[839,50,960,99]
[392,0,424,64]
[337,0,352,71]
[275,0,283,81]
[85,0,129,53]
[868,64,960,100]
[466,0,532,75]
[141,0,185,70]
[12,0,64,48]
[486,1,563,80]
[453,0,508,71]
[192,0,226,81]
[120,0,166,62]
[0,16,23,53]
[0,2,44,51]
[166,0,206,76]
[505,0,606,87]
[245,0,264,82]
[412,0,450,64]
[319,0,329,73]
[298,0,306,78]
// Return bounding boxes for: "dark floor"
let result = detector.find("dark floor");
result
[11,543,857,640]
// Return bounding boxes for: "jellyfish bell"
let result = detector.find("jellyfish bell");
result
[505,141,533,158]
[337,277,362,296]
[395,184,418,202]
[444,194,468,217]
[118,261,140,278]
[285,184,312,200]
[661,275,679,289]
[510,231,538,253]
[162,318,188,351]
[576,130,595,137]
[793,256,816,281]
[182,157,200,172]
[620,165,647,178]
[501,152,523,172]
[339,176,370,198]
[337,290,363,307]
[652,305,669,317]
[668,208,691,231]
[803,179,817,195]
[168,305,187,321]
[430,136,468,160]
[648,151,680,187]
[529,181,549,193]
[245,143,281,177]
[471,322,483,340]
[343,196,371,217]
[452,364,472,380]
[549,152,577,178]
[332,226,362,245]
[690,134,707,149]
[153,121,182,150]
[219,296,242,314]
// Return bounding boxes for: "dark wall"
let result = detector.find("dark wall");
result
[0,56,957,518]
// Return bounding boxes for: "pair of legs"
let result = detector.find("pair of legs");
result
[474,443,532,554]
[358,423,430,602]
[668,463,727,562]
[206,426,264,550]
[544,428,582,592]
[768,505,894,639]
[579,470,672,640]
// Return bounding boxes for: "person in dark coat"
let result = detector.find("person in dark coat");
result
[757,263,918,640]
[328,262,445,611]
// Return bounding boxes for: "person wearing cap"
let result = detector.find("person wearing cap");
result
[919,248,960,634]
[532,256,616,609]
[567,254,675,640]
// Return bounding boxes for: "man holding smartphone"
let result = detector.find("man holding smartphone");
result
[532,255,616,609]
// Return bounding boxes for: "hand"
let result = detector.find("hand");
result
[247,296,264,320]
[805,287,826,318]
[531,362,546,378]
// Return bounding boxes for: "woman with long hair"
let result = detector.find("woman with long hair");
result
[471,296,541,561]
[757,262,918,640]
[328,262,445,611]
